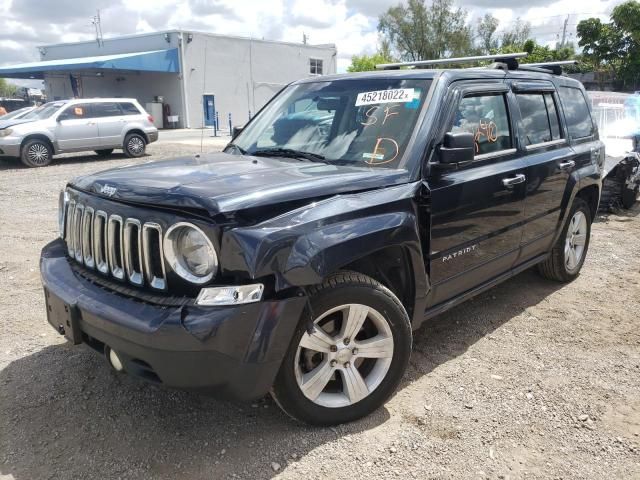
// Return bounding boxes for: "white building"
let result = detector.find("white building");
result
[0,30,337,129]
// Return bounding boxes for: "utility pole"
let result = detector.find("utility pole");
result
[559,15,569,48]
[92,10,104,47]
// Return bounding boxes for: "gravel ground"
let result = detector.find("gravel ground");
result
[0,144,639,480]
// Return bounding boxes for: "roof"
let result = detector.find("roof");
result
[0,49,179,79]
[295,66,584,86]
[38,29,336,51]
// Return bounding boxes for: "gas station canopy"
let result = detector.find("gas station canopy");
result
[0,48,180,79]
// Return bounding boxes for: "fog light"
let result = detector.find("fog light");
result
[196,284,264,306]
[108,349,124,372]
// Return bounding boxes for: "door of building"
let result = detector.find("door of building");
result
[203,95,215,127]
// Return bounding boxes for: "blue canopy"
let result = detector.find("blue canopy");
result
[0,48,180,79]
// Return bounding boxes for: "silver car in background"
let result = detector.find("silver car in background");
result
[0,98,159,167]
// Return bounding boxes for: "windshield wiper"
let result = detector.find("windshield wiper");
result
[250,148,327,162]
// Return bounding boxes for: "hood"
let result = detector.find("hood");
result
[71,152,411,215]
[0,118,35,129]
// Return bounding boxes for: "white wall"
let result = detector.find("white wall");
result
[182,33,337,129]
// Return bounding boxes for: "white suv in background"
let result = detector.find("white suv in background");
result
[0,98,159,167]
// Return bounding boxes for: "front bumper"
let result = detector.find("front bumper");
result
[40,239,306,400]
[0,140,21,157]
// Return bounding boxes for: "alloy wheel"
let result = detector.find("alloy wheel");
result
[294,303,394,408]
[128,137,144,155]
[27,143,49,165]
[565,210,587,271]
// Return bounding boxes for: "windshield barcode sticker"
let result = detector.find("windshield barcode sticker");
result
[356,88,415,106]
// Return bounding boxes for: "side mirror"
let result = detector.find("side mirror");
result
[231,125,243,139]
[439,132,475,165]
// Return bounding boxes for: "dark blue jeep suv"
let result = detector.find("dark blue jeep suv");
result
[40,54,603,425]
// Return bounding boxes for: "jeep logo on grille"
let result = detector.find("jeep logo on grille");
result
[99,184,117,197]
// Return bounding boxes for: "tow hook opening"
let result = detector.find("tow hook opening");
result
[105,346,124,372]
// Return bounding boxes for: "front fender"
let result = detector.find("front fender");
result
[220,181,425,290]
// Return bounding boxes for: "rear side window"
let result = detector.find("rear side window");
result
[59,103,93,120]
[516,93,562,146]
[119,102,141,115]
[451,93,512,155]
[558,86,594,139]
[93,102,123,117]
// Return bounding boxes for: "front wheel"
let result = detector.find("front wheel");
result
[21,139,53,167]
[123,133,146,158]
[538,197,592,282]
[271,272,412,426]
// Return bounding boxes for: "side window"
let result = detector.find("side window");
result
[516,93,563,146]
[558,86,594,139]
[451,93,512,155]
[119,102,141,115]
[58,104,92,121]
[93,102,123,118]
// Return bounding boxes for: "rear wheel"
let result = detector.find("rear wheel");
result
[95,149,114,157]
[123,133,146,158]
[538,197,591,282]
[271,272,412,425]
[20,139,53,167]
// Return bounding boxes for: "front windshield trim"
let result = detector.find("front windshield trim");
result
[228,75,437,170]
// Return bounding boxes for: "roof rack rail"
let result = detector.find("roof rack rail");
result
[376,52,527,70]
[519,60,577,75]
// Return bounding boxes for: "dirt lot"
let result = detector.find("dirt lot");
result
[0,144,639,480]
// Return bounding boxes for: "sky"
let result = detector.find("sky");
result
[0,0,626,86]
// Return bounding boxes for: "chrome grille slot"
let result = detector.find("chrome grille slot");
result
[73,204,84,263]
[62,194,170,291]
[123,219,144,286]
[93,211,108,274]
[107,215,125,280]
[65,201,76,257]
[82,207,95,268]
[142,223,166,290]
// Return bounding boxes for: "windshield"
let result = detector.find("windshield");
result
[22,102,66,120]
[2,107,33,120]
[230,78,431,168]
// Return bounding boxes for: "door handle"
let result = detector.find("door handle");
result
[559,160,576,171]
[502,174,526,187]
[87,121,96,126]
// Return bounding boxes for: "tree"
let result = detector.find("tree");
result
[577,1,640,90]
[476,14,499,54]
[378,0,474,61]
[500,17,531,48]
[0,78,17,98]
[347,52,394,72]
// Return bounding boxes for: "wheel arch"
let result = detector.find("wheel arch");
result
[20,134,55,155]
[575,184,600,220]
[125,128,149,143]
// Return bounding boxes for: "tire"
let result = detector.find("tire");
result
[271,271,412,426]
[95,149,114,157]
[538,197,592,282]
[621,186,638,209]
[123,133,146,158]
[20,139,53,167]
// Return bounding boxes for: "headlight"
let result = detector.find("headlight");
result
[164,222,218,284]
[58,190,69,238]
[0,129,13,137]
